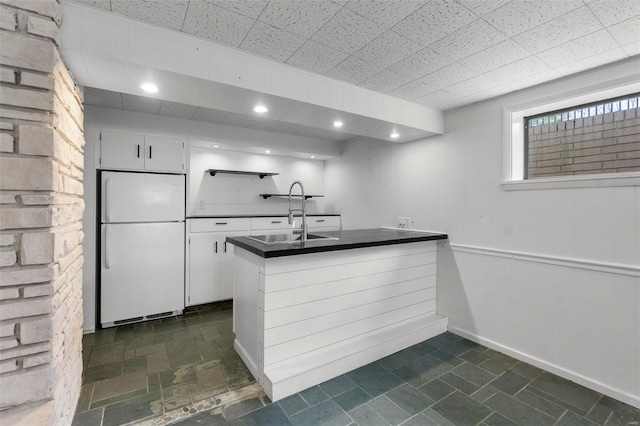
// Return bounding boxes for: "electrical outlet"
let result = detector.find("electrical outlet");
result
[398,217,412,228]
[198,199,206,209]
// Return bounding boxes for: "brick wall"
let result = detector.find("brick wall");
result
[527,106,640,178]
[0,0,85,424]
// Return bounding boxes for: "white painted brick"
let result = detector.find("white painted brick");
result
[0,266,56,287]
[0,364,54,407]
[0,132,14,152]
[0,195,17,204]
[0,156,55,191]
[0,206,54,230]
[0,287,19,300]
[0,337,19,350]
[27,15,58,42]
[21,71,54,91]
[0,67,15,83]
[0,85,54,111]
[0,250,17,267]
[0,234,15,246]
[0,359,18,374]
[0,107,52,123]
[0,122,13,130]
[22,284,53,298]
[0,298,52,321]
[20,318,53,344]
[0,7,16,31]
[0,323,15,337]
[21,231,54,265]
[2,0,61,22]
[0,341,51,361]
[19,124,55,157]
[23,351,53,368]
[52,98,84,150]
[20,194,82,206]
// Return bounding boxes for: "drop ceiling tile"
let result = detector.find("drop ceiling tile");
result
[158,101,198,120]
[607,16,640,47]
[204,0,268,19]
[622,41,640,57]
[429,19,507,61]
[454,0,511,16]
[393,0,478,46]
[554,48,628,76]
[286,40,349,74]
[258,1,342,38]
[360,68,416,93]
[239,21,307,62]
[513,6,603,54]
[483,0,584,37]
[586,0,640,26]
[83,87,123,109]
[389,63,477,100]
[191,107,229,123]
[110,0,189,31]
[413,89,459,110]
[311,7,386,54]
[326,55,386,85]
[221,112,278,130]
[537,29,621,68]
[353,30,423,69]
[386,47,453,78]
[121,93,162,114]
[182,0,254,47]
[457,39,530,73]
[344,0,425,28]
[73,0,111,11]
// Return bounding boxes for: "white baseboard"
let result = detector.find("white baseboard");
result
[448,325,640,410]
[234,339,258,381]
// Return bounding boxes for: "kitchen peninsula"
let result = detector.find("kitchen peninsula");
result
[227,228,448,401]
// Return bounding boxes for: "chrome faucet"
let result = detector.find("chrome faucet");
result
[288,180,307,241]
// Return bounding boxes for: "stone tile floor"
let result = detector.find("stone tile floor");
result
[73,302,640,425]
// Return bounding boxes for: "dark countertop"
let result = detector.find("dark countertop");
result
[188,214,340,219]
[227,228,448,258]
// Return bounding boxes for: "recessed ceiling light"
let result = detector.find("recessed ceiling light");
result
[310,155,316,159]
[141,82,158,93]
[390,132,400,139]
[333,121,343,128]
[265,150,271,154]
[212,145,219,148]
[254,105,268,113]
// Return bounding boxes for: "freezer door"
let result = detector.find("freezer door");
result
[101,223,185,325]
[101,171,185,223]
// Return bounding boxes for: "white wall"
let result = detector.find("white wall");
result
[325,59,640,408]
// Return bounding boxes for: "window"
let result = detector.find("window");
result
[525,94,640,179]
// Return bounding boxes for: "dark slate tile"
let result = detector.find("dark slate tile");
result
[222,397,264,420]
[509,361,543,380]
[71,408,104,426]
[159,365,197,389]
[102,391,162,426]
[393,365,429,387]
[438,340,474,357]
[299,385,330,406]
[555,410,598,425]
[147,373,161,393]
[377,349,424,372]
[162,395,192,412]
[123,357,147,375]
[470,385,500,403]
[484,412,518,426]
[514,389,565,419]
[91,388,149,409]
[432,391,492,426]
[422,408,456,426]
[278,393,309,416]
[347,403,388,426]
[586,396,612,424]
[529,372,601,414]
[394,353,456,386]
[175,410,229,425]
[332,386,372,412]
[368,395,411,425]
[427,333,461,348]
[489,371,530,395]
[478,358,513,376]
[84,362,123,384]
[75,384,93,413]
[451,363,496,387]
[319,374,358,397]
[418,379,455,402]
[460,350,490,365]
[430,350,464,366]
[484,391,555,426]
[400,413,445,426]
[439,372,480,395]
[408,341,438,356]
[483,349,518,366]
[597,394,640,425]
[290,399,351,426]
[230,403,291,426]
[347,364,404,398]
[196,339,224,361]
[385,383,434,415]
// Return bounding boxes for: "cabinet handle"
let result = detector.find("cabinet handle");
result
[215,222,228,225]
[224,241,227,253]
[215,241,218,253]
[137,144,140,158]
[271,220,282,224]
[316,219,325,223]
[149,145,152,159]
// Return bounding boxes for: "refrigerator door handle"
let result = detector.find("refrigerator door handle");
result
[105,177,111,223]
[149,145,152,159]
[137,144,140,158]
[105,226,111,269]
[215,241,218,253]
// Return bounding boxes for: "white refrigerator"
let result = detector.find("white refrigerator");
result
[100,171,185,327]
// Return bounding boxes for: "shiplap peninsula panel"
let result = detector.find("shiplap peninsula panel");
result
[233,241,447,401]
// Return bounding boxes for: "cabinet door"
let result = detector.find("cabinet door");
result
[145,135,184,173]
[99,131,145,170]
[188,233,221,307]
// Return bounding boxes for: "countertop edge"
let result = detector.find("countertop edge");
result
[187,214,341,219]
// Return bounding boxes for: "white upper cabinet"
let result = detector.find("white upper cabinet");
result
[100,130,185,173]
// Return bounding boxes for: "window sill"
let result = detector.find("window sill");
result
[501,172,640,191]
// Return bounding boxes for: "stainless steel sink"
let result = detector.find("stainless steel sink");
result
[246,233,338,244]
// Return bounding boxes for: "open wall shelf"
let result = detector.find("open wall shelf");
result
[260,194,324,200]
[207,169,278,179]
